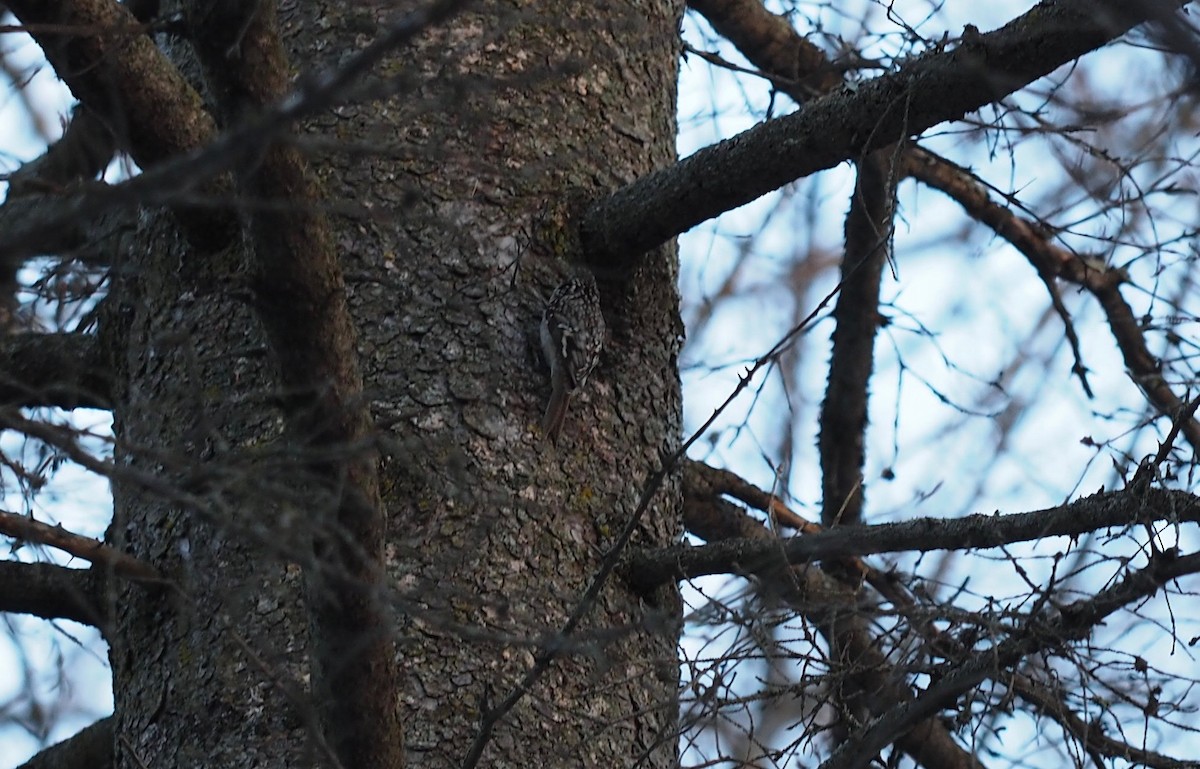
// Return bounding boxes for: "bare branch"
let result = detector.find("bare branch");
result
[682,461,983,769]
[0,410,117,479]
[583,0,1175,273]
[0,333,111,409]
[684,458,821,533]
[1009,673,1197,769]
[904,147,1200,452]
[0,509,159,582]
[15,716,113,769]
[821,549,1200,769]
[628,486,1200,586]
[819,149,896,527]
[0,561,108,627]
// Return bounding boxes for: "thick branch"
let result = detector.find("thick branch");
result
[690,0,900,529]
[0,0,471,264]
[628,486,1200,586]
[678,27,943,730]
[687,0,841,102]
[2,1,213,165]
[0,104,122,307]
[583,0,1168,271]
[0,193,137,271]
[0,561,108,627]
[16,716,113,769]
[686,0,899,527]
[0,508,159,582]
[4,0,233,253]
[0,333,112,409]
[819,150,895,526]
[5,105,119,198]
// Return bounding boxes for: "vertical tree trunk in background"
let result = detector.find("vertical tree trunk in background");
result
[107,1,684,767]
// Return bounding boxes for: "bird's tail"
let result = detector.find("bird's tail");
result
[541,388,572,444]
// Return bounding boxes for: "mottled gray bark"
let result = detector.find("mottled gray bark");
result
[103,1,684,768]
[347,3,685,764]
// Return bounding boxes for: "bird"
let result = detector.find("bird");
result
[540,274,605,443]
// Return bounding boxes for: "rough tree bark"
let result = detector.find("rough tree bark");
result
[8,1,684,768]
[5,1,1196,768]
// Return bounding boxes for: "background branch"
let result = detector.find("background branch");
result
[583,0,1174,272]
[822,549,1200,769]
[0,333,111,409]
[904,147,1200,451]
[632,485,1200,585]
[14,717,113,769]
[682,460,982,769]
[0,508,159,582]
[0,561,108,628]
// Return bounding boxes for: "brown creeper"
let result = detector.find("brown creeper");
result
[540,274,605,443]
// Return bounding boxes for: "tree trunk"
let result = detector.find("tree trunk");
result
[107,2,684,767]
